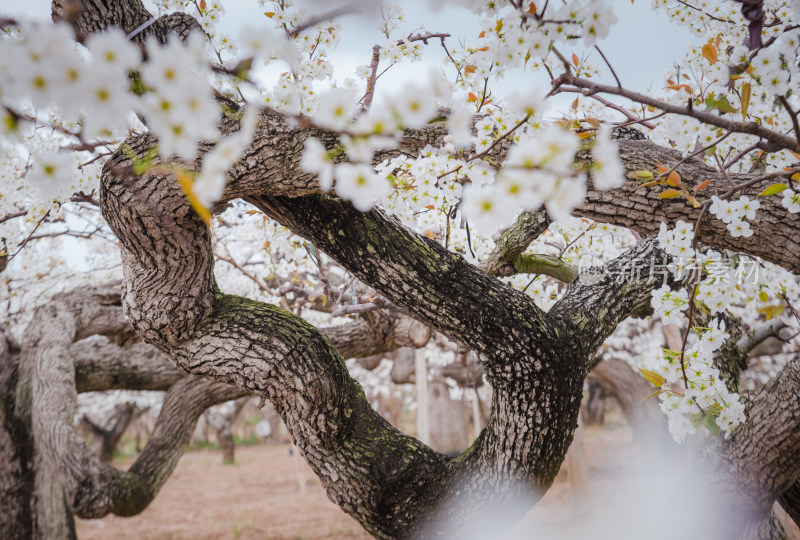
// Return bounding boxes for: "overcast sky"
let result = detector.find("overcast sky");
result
[5,0,693,111]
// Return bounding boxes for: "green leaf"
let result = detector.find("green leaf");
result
[704,414,721,438]
[628,170,655,181]
[758,183,788,197]
[704,95,737,114]
[639,368,666,388]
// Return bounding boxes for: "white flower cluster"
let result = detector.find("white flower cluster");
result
[443,0,615,100]
[651,284,690,327]
[140,34,220,160]
[708,195,760,238]
[461,125,586,233]
[782,189,800,213]
[651,219,757,441]
[654,319,746,443]
[750,29,799,99]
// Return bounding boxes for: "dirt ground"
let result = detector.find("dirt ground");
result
[75,424,800,540]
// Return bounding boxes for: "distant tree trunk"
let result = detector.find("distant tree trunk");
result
[206,398,248,464]
[80,402,146,463]
[427,378,471,455]
[589,358,670,448]
[582,378,607,426]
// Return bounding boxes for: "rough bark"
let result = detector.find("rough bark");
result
[780,480,800,529]
[574,138,800,275]
[0,333,37,540]
[21,287,248,518]
[690,356,800,537]
[52,0,201,44]
[97,99,675,538]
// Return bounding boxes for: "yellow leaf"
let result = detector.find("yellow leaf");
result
[658,189,682,199]
[741,82,751,121]
[495,18,503,32]
[693,180,712,195]
[666,83,692,92]
[572,53,580,66]
[264,11,275,17]
[702,41,717,64]
[577,130,596,139]
[639,368,666,388]
[667,171,682,187]
[758,183,788,196]
[426,230,434,239]
[464,64,477,75]
[641,389,665,403]
[467,92,478,103]
[176,171,211,226]
[757,304,785,321]
[584,117,602,128]
[758,290,769,302]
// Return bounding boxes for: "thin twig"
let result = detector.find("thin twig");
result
[552,73,800,154]
[289,3,358,37]
[594,45,621,88]
[214,248,274,295]
[779,95,800,144]
[723,142,760,169]
[11,210,50,259]
[0,210,27,225]
[722,166,800,198]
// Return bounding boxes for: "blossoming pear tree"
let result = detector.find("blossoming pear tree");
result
[2,0,800,538]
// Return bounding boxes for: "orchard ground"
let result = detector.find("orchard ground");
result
[74,423,628,540]
[75,416,800,540]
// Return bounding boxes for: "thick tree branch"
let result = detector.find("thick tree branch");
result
[252,195,554,367]
[549,236,676,361]
[21,288,246,518]
[481,210,550,276]
[709,355,800,534]
[575,137,800,275]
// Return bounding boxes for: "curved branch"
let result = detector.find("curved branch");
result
[481,210,550,276]
[252,194,553,368]
[22,290,246,518]
[47,0,800,277]
[555,73,800,154]
[549,236,675,361]
[52,0,201,44]
[701,355,800,535]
